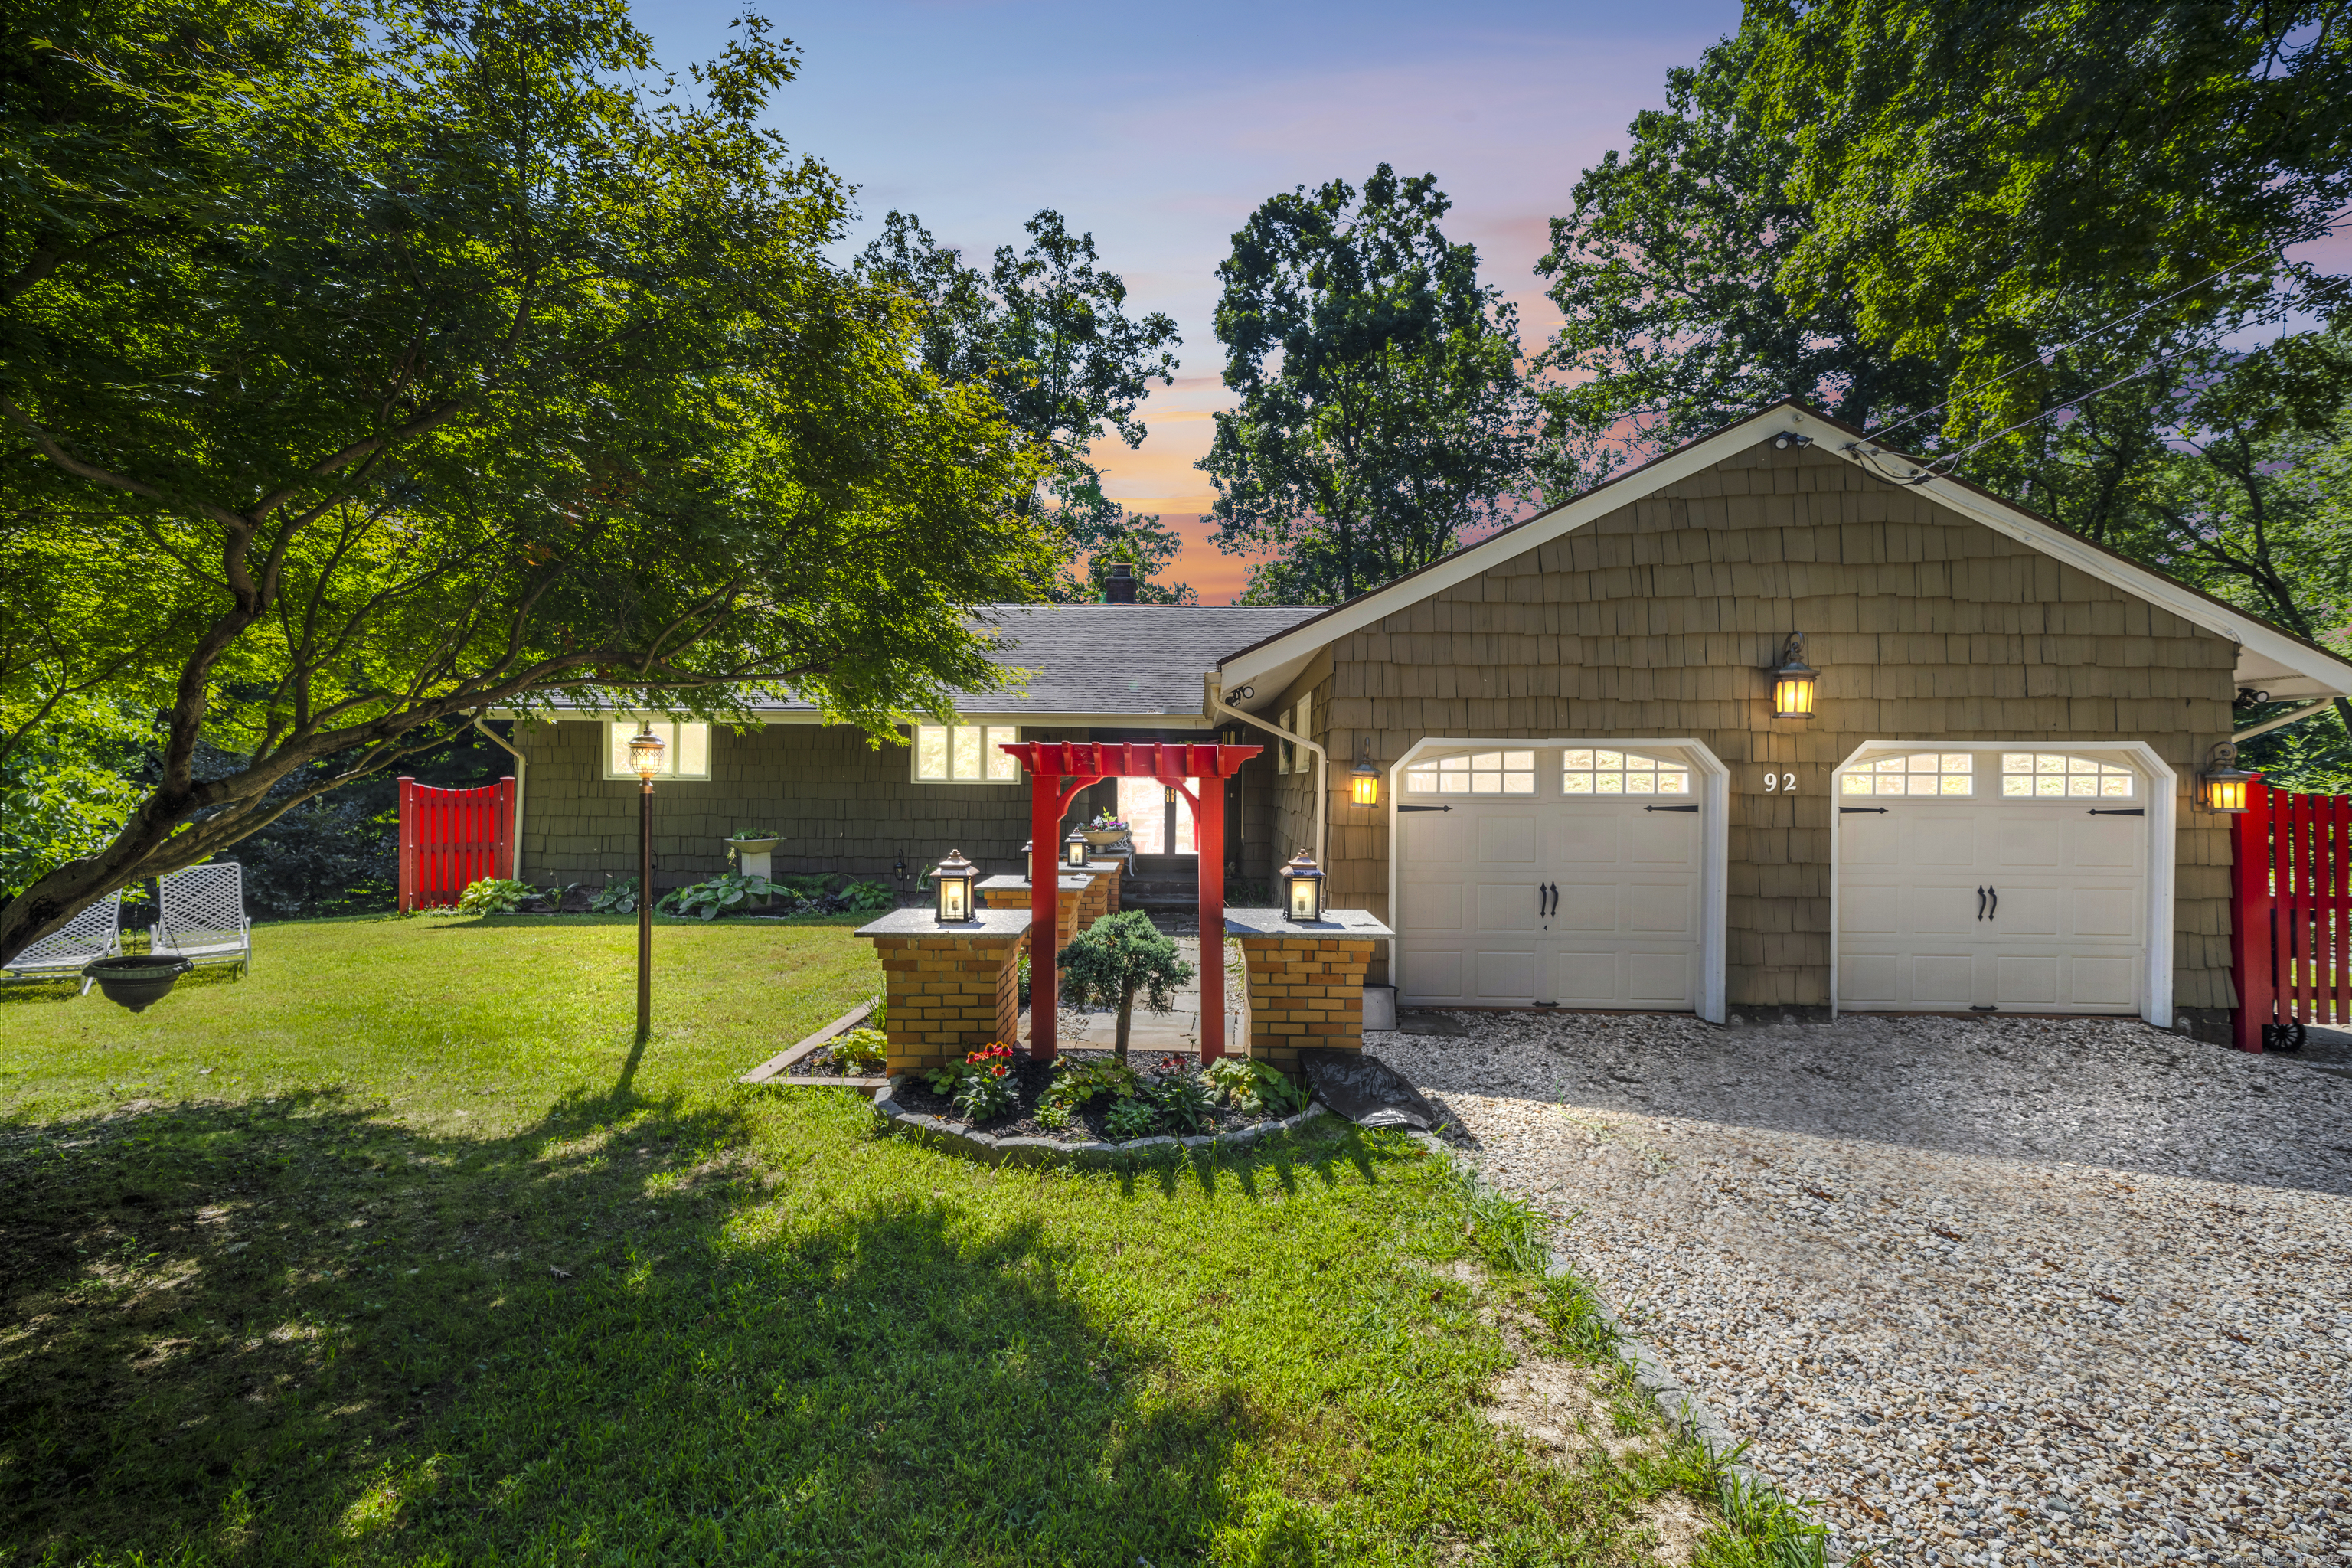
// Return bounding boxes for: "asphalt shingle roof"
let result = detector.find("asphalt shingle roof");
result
[755,604,1325,717]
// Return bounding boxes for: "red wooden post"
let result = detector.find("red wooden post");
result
[2232,781,2272,1052]
[1030,772,1063,1060]
[1192,760,1226,1063]
[498,775,518,880]
[397,776,417,912]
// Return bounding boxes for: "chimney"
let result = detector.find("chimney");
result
[1103,562,1137,604]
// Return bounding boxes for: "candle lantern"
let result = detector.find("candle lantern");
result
[1280,849,1326,923]
[933,849,978,923]
[1064,829,1090,868]
[1767,632,1818,719]
[2197,742,2256,813]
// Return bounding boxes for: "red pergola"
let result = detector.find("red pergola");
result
[1001,740,1263,1062]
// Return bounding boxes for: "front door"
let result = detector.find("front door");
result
[1396,746,1704,1010]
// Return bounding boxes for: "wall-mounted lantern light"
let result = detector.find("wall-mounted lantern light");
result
[1280,849,1326,923]
[1768,632,1818,719]
[1063,829,1090,868]
[2197,742,2256,813]
[933,848,978,923]
[1350,740,1380,807]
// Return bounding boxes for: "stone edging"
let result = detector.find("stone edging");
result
[871,1079,1331,1167]
[1398,1129,1780,1503]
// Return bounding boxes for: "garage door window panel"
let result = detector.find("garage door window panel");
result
[1842,753,1974,797]
[2001,752,2135,798]
[1562,749,1689,795]
[1406,750,1534,794]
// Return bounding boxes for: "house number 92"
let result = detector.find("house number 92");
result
[1762,773,1797,792]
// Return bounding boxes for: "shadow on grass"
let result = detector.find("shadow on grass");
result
[0,1090,1253,1564]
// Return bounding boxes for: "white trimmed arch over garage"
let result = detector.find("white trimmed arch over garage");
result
[1383,737,1730,1023]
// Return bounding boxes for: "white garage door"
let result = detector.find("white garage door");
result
[1397,746,1704,1010]
[1838,750,2148,1014]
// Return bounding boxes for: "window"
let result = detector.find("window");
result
[913,724,1020,782]
[1407,750,1537,795]
[1841,753,1974,797]
[603,720,711,781]
[1560,748,1690,796]
[2001,752,2135,799]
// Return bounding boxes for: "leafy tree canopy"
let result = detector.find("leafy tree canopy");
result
[1201,165,1534,603]
[0,0,1057,961]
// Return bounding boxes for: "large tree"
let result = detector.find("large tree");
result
[0,0,1056,962]
[1201,165,1533,603]
[1745,0,2352,444]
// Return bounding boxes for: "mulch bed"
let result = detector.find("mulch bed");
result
[888,1048,1289,1143]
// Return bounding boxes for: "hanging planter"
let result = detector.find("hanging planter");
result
[82,955,195,1013]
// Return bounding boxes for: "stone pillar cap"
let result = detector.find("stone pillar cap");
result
[1223,907,1395,939]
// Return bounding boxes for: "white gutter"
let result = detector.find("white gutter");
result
[471,714,527,881]
[1204,675,1327,871]
[2233,699,2336,745]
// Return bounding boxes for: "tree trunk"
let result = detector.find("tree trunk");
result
[1116,981,1135,1063]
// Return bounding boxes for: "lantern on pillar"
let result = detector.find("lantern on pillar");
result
[1280,849,1325,923]
[1766,632,1818,719]
[933,849,978,923]
[1063,828,1089,868]
[2197,742,2255,813]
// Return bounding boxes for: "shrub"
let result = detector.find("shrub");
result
[1057,911,1192,1063]
[1148,1071,1215,1134]
[1208,1057,1308,1116]
[657,872,776,920]
[437,877,534,915]
[1102,1096,1160,1141]
[831,1027,887,1073]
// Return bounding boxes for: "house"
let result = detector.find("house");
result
[502,400,2352,1039]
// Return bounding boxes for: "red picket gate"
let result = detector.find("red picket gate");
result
[397,776,517,912]
[2231,779,2352,1052]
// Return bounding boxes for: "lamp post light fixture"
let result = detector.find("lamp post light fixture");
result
[1063,828,1090,868]
[1767,632,1819,720]
[2198,741,2256,813]
[1279,848,1326,923]
[628,724,666,1044]
[933,848,978,923]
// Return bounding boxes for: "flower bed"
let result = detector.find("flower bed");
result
[889,1048,1304,1144]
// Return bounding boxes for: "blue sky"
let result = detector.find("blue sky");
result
[637,1,1747,599]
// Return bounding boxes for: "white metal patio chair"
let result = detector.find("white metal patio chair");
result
[152,861,253,978]
[3,890,124,994]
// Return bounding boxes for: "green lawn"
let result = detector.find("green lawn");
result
[1,916,1811,1566]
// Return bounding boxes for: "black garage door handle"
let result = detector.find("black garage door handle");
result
[2087,808,2144,816]
[1841,806,1888,814]
[1643,804,1700,812]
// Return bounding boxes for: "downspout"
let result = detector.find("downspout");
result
[472,714,527,881]
[1204,675,1326,870]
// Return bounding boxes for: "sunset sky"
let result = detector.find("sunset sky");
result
[639,2,2346,603]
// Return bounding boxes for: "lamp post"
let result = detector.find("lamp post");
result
[628,724,666,1043]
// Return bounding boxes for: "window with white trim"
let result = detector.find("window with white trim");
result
[1841,753,1975,797]
[913,724,1021,782]
[2000,752,2135,799]
[603,720,711,781]
[1561,748,1690,795]
[1406,750,1537,795]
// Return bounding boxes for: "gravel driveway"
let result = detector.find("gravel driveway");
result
[1372,1011,2352,1567]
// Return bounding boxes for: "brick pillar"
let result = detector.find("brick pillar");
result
[1236,934,1378,1073]
[1086,857,1125,916]
[978,875,1089,954]
[856,910,1031,1079]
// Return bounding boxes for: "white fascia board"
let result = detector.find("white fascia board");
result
[488,707,1215,729]
[1214,399,2352,704]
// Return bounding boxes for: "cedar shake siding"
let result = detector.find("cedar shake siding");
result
[1312,441,2239,1010]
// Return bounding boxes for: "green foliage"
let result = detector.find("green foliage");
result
[1202,164,1534,603]
[1146,1070,1215,1135]
[864,991,886,1031]
[926,1042,1018,1122]
[0,0,1057,964]
[840,880,894,914]
[437,878,535,916]
[1207,1057,1308,1117]
[1036,1055,1142,1130]
[586,876,639,915]
[1102,1094,1161,1142]
[1746,0,2352,443]
[1057,911,1193,1063]
[658,874,777,921]
[0,697,153,901]
[830,1027,887,1074]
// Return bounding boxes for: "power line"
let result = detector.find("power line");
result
[1860,203,2352,447]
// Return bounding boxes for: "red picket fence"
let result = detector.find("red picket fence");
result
[2231,779,2352,1051]
[397,776,516,912]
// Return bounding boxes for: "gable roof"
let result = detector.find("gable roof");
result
[1211,399,2352,704]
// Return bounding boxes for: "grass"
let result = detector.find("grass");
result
[2,914,1818,1566]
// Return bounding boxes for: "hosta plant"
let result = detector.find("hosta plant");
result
[656,872,777,920]
[1207,1057,1308,1116]
[831,1027,888,1073]
[1102,1095,1161,1142]
[438,877,534,915]
[1148,1070,1216,1134]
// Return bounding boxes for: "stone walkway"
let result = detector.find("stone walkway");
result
[1374,1011,2352,1567]
[1021,935,1247,1056]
